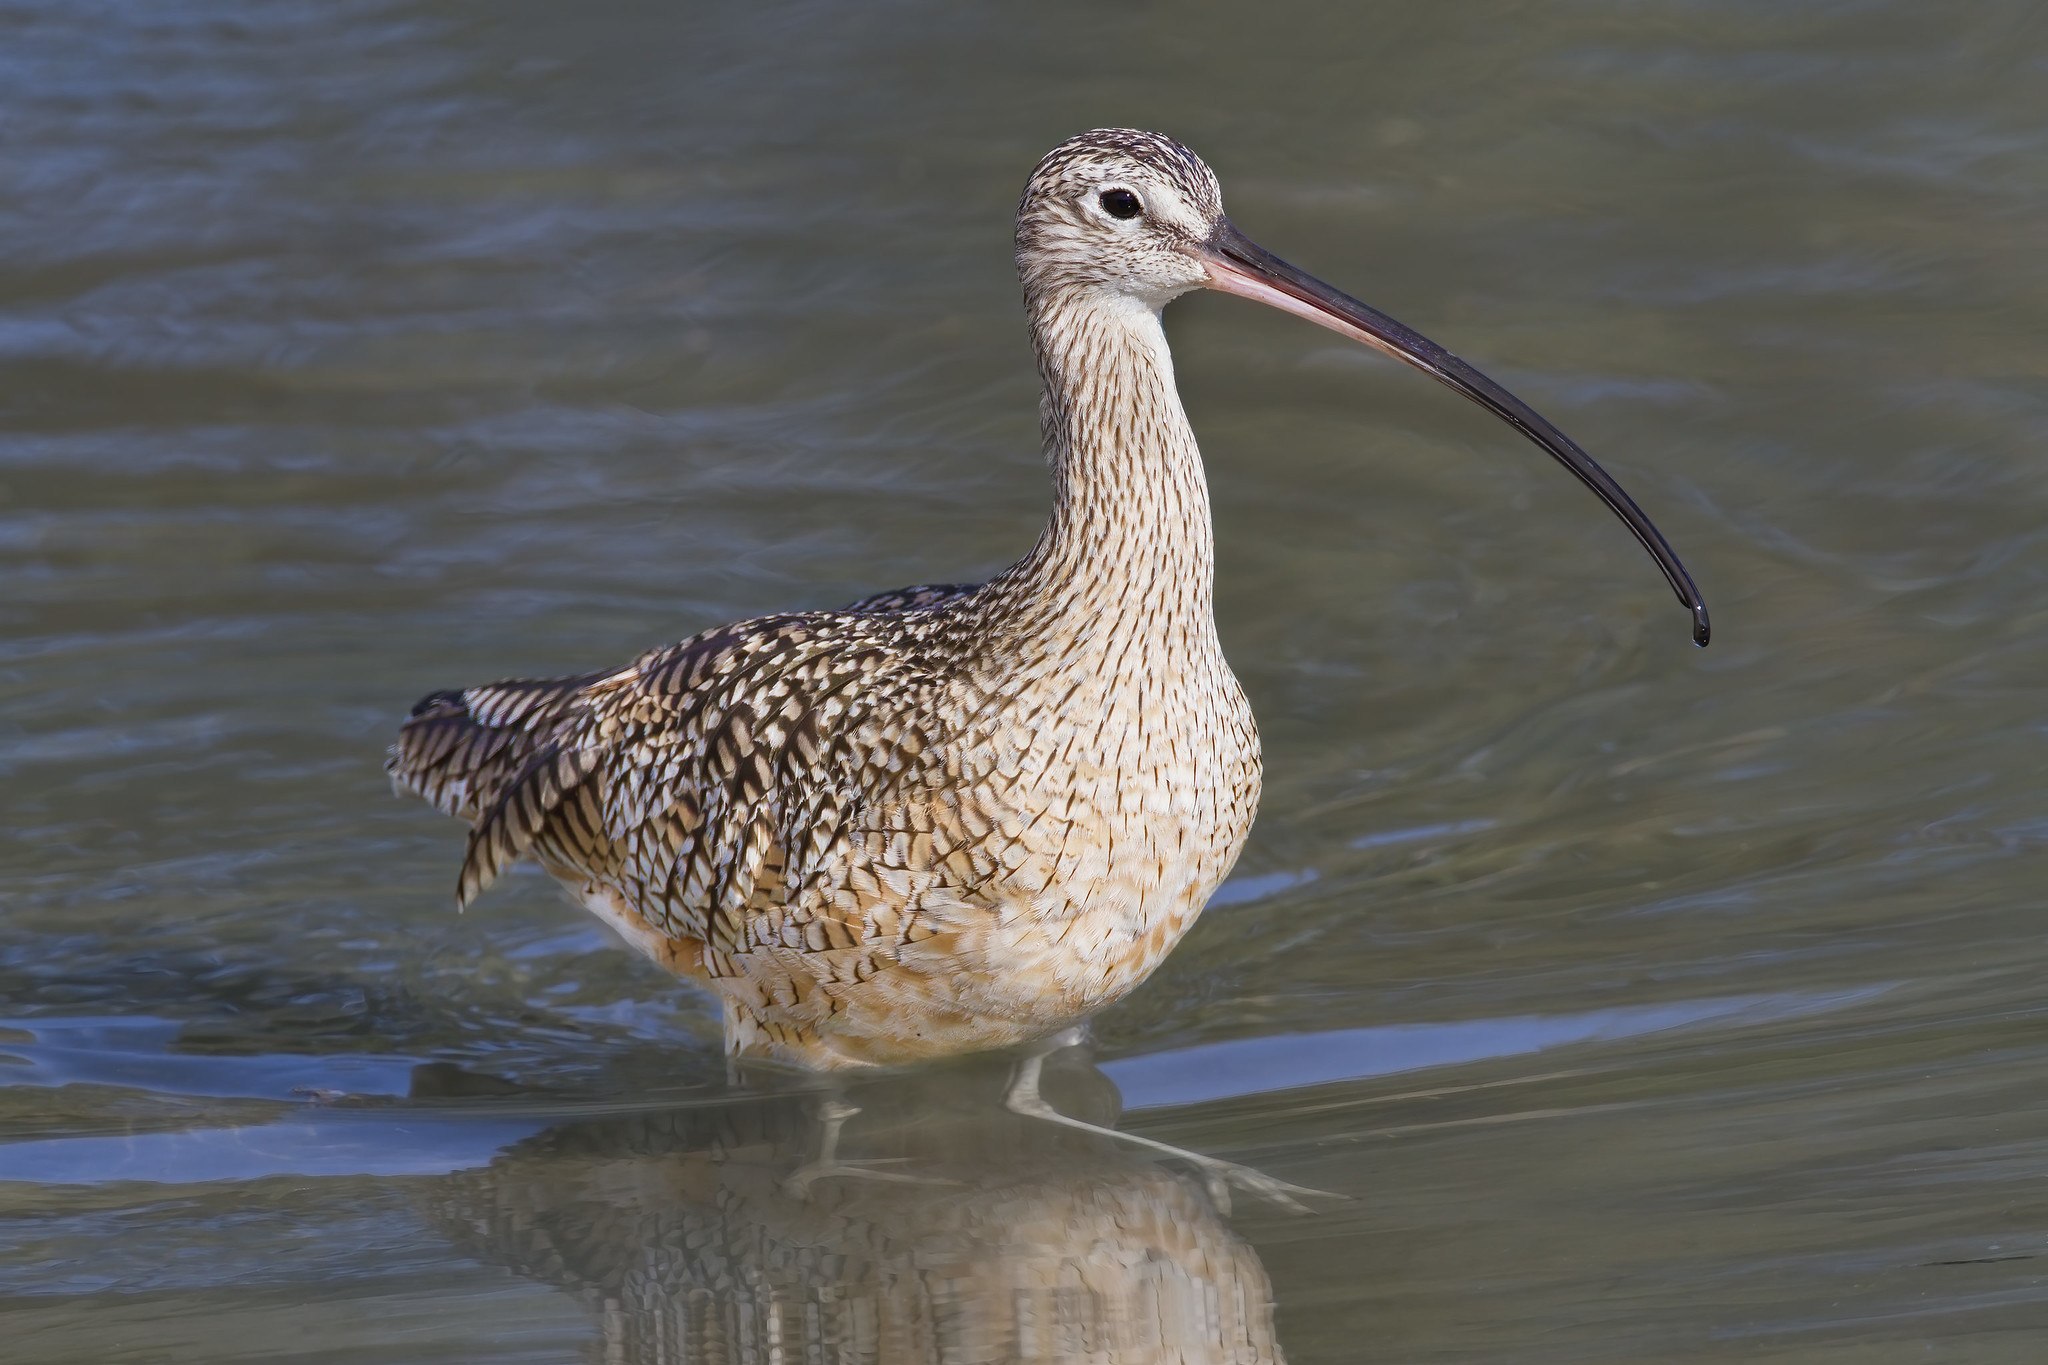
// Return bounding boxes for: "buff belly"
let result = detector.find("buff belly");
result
[745,878,1218,1068]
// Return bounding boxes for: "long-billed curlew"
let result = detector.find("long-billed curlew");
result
[389,129,1707,1200]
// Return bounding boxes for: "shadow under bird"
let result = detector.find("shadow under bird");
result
[389,128,1709,1203]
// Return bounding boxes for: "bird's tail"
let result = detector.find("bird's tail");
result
[386,673,602,906]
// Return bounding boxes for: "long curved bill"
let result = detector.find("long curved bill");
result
[1197,218,1710,647]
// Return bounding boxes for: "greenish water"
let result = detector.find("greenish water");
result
[5,1,2048,1360]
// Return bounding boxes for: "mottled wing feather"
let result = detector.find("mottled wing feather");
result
[457,742,602,907]
[388,673,600,821]
[391,584,976,960]
[840,582,971,613]
[586,615,927,964]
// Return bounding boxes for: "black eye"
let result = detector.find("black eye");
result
[1098,188,1142,220]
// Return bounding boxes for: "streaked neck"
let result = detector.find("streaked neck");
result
[1003,289,1217,640]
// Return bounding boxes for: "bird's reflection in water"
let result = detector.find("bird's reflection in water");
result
[422,1052,1284,1364]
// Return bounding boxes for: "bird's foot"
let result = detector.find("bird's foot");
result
[1003,1087,1338,1215]
[783,1096,959,1199]
[782,1156,957,1199]
[1001,1033,1344,1216]
[1173,1152,1339,1218]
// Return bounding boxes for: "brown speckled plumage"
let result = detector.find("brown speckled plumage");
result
[390,130,1262,1069]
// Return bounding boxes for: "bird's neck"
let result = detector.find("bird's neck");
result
[1000,290,1217,644]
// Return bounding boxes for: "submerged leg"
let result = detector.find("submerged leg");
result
[1002,1027,1338,1216]
[782,1093,957,1198]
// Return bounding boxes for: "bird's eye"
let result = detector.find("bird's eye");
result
[1098,188,1142,220]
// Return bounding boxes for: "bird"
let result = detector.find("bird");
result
[389,128,1707,1196]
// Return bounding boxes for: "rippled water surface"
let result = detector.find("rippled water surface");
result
[6,2,2048,1360]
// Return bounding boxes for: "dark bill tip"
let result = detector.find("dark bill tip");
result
[1196,218,1711,649]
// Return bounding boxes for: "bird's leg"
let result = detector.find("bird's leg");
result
[1002,1027,1338,1216]
[782,1089,956,1198]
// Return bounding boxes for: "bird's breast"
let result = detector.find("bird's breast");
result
[937,649,1262,1010]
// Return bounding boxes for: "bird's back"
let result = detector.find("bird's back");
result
[388,582,971,913]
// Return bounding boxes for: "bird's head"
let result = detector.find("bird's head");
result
[1015,128,1223,309]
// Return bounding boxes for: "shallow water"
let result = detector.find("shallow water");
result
[5,1,2048,1360]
